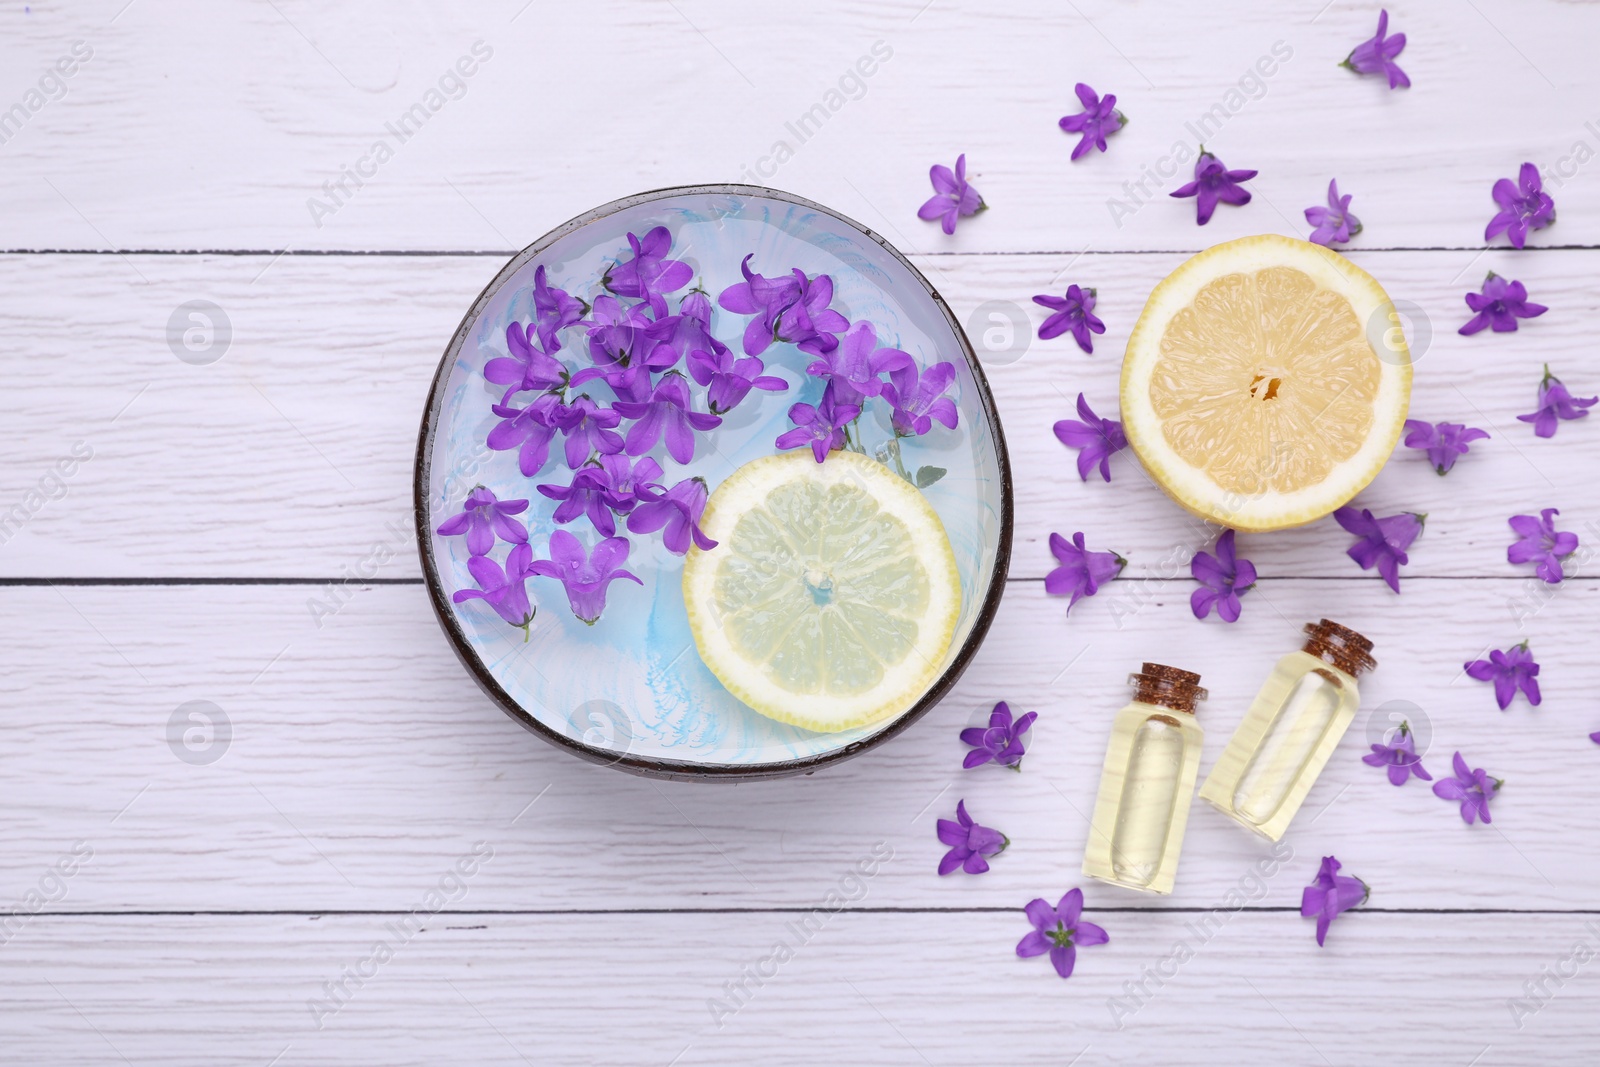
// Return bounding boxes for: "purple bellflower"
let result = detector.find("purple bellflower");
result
[936,799,1008,875]
[532,264,588,352]
[1033,285,1105,353]
[1334,506,1423,593]
[612,372,723,465]
[602,226,693,300]
[1058,82,1126,160]
[1300,856,1369,946]
[1052,393,1127,482]
[594,454,663,517]
[556,395,625,469]
[1190,529,1257,623]
[627,476,717,556]
[1507,508,1578,584]
[882,359,959,438]
[1433,752,1501,825]
[1305,179,1362,246]
[486,321,568,400]
[806,321,908,405]
[1045,531,1125,614]
[1465,641,1541,710]
[538,465,621,538]
[717,256,802,357]
[1363,721,1432,786]
[775,382,861,463]
[529,531,642,625]
[1402,419,1489,475]
[775,271,850,357]
[1485,163,1555,249]
[1171,150,1257,225]
[1341,9,1409,89]
[918,153,985,235]
[1518,365,1596,439]
[487,392,565,477]
[1459,273,1546,336]
[452,542,537,638]
[960,701,1038,770]
[435,486,529,557]
[686,345,787,415]
[1016,888,1108,979]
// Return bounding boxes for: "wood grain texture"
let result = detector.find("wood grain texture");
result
[1,248,1594,578]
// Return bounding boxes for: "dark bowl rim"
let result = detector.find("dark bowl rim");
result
[413,182,1014,781]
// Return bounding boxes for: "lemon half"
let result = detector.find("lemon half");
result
[1121,235,1411,532]
[683,449,961,733]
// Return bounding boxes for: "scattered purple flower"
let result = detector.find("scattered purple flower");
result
[806,321,906,405]
[776,270,850,357]
[435,485,529,557]
[1517,365,1596,439]
[627,476,717,555]
[1506,508,1578,584]
[556,394,625,469]
[960,701,1038,770]
[531,264,588,352]
[1305,179,1362,246]
[538,464,621,538]
[882,359,959,437]
[451,542,537,638]
[602,226,693,300]
[1044,531,1126,615]
[686,345,786,414]
[612,372,723,465]
[1033,285,1105,353]
[594,454,662,516]
[1459,272,1547,336]
[1057,82,1126,161]
[1052,393,1127,483]
[1016,888,1108,979]
[487,392,565,477]
[936,799,1007,875]
[1300,856,1369,947]
[1362,721,1432,786]
[1170,150,1257,225]
[1333,506,1423,593]
[717,256,802,357]
[486,321,568,400]
[1485,163,1556,249]
[1190,529,1257,623]
[774,382,861,463]
[1464,641,1541,710]
[528,530,642,625]
[1432,751,1501,825]
[1341,9,1409,89]
[1401,419,1489,475]
[917,153,985,235]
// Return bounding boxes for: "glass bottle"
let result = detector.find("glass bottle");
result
[1082,663,1207,895]
[1200,619,1376,842]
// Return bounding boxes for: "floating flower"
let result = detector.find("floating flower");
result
[774,382,861,463]
[717,256,803,357]
[451,542,537,638]
[806,321,906,405]
[1305,179,1362,246]
[529,531,642,625]
[612,372,723,465]
[1401,419,1489,475]
[586,295,674,373]
[1432,751,1501,825]
[1517,365,1596,439]
[487,392,565,477]
[602,226,693,300]
[1052,393,1127,483]
[1464,641,1541,710]
[1045,531,1125,615]
[1300,856,1369,947]
[882,359,959,437]
[1507,508,1578,584]
[1170,150,1257,225]
[1190,529,1257,623]
[1333,507,1423,593]
[917,153,985,235]
[686,346,787,415]
[532,264,588,352]
[1485,163,1556,249]
[776,271,851,357]
[1341,9,1409,89]
[1459,273,1546,336]
[1016,888,1108,979]
[435,485,530,556]
[486,321,569,400]
[960,701,1037,770]
[594,454,662,516]
[627,476,717,555]
[555,394,625,469]
[1362,721,1432,786]
[936,799,1008,875]
[538,465,620,537]
[1057,82,1125,161]
[1033,285,1105,353]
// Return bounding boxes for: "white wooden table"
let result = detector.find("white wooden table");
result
[4,1,1599,1063]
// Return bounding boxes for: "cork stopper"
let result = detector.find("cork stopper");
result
[1302,619,1376,677]
[1128,662,1207,713]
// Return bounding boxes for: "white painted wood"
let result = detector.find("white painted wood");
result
[1,249,1594,579]
[2,579,1592,910]
[3,911,1593,1066]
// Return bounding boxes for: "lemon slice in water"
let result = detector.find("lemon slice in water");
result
[683,449,961,733]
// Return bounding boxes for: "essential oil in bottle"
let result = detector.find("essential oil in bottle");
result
[1199,619,1376,842]
[1082,663,1207,895]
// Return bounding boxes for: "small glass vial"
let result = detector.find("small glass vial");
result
[1200,619,1376,842]
[1082,663,1207,895]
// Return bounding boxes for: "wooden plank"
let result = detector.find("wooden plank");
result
[1,248,1594,578]
[0,1,1595,252]
[2,910,1591,1064]
[2,578,1592,910]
